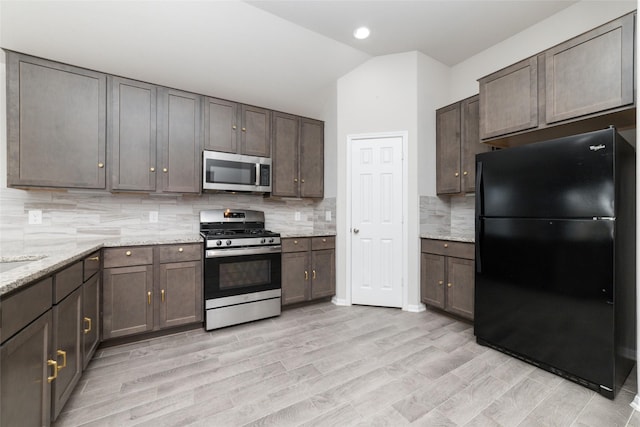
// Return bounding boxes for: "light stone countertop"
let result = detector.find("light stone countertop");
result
[420,233,475,243]
[0,234,203,296]
[278,231,337,238]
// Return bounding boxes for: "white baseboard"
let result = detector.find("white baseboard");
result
[331,297,350,306]
[631,395,640,411]
[403,303,426,313]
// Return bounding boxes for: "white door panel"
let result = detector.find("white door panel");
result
[351,136,403,308]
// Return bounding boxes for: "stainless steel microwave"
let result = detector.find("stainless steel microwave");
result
[202,151,272,193]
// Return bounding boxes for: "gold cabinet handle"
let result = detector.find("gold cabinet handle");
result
[322,238,326,242]
[83,317,92,334]
[88,256,99,261]
[98,162,104,168]
[241,127,246,132]
[150,167,156,172]
[301,179,305,183]
[161,289,165,302]
[178,247,184,252]
[148,291,152,305]
[447,283,452,288]
[312,270,316,279]
[463,171,468,176]
[47,360,58,383]
[294,178,298,182]
[454,172,459,177]
[126,250,132,256]
[294,240,298,244]
[57,349,67,371]
[163,168,168,173]
[304,271,309,280]
[232,125,237,130]
[443,244,448,248]
[438,280,444,285]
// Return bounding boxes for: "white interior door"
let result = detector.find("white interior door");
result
[350,135,403,307]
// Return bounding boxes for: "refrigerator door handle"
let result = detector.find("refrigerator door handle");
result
[475,219,483,273]
[475,161,484,216]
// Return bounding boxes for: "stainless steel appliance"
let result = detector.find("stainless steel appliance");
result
[200,209,281,330]
[475,128,636,399]
[202,151,271,193]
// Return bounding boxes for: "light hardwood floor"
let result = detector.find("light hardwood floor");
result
[54,302,639,426]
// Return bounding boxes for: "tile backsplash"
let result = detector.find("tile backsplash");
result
[0,187,336,256]
[420,194,475,238]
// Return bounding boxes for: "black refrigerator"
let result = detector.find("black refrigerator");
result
[474,127,636,399]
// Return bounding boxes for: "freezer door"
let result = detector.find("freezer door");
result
[475,218,615,389]
[476,128,616,219]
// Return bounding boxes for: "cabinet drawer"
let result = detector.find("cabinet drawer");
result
[1,277,52,343]
[103,246,153,268]
[311,236,335,250]
[282,238,311,253]
[421,239,474,259]
[157,243,202,263]
[54,261,83,303]
[83,251,101,281]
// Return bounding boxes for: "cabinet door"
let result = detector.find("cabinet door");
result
[299,118,324,198]
[82,273,100,369]
[241,105,271,157]
[52,287,83,420]
[311,249,335,299]
[545,13,634,124]
[158,261,203,329]
[281,252,310,305]
[479,56,538,140]
[204,97,238,153]
[420,253,445,309]
[102,265,154,339]
[158,88,202,194]
[436,102,461,194]
[461,96,490,193]
[1,311,52,427]
[272,112,299,197]
[108,76,157,191]
[6,52,106,189]
[446,257,475,320]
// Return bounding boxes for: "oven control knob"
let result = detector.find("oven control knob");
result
[261,238,266,244]
[269,238,274,243]
[226,240,232,246]
[216,240,222,246]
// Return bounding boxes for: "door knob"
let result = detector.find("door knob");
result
[353,228,360,234]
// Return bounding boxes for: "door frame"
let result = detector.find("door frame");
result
[345,131,409,307]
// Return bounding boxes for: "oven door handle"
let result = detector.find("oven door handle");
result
[206,245,282,258]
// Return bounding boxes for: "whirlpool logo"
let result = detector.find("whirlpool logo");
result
[589,144,606,151]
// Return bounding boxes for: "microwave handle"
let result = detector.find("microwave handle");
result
[255,163,260,186]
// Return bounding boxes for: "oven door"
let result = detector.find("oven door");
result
[204,247,281,300]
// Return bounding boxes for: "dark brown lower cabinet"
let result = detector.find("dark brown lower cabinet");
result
[1,310,53,427]
[420,239,475,320]
[102,243,203,340]
[281,236,335,306]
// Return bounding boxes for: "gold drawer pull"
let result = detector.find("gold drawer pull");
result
[150,167,156,172]
[304,270,308,280]
[98,162,104,168]
[454,172,459,177]
[301,179,305,183]
[47,360,58,383]
[312,270,316,279]
[163,168,168,173]
[463,171,468,176]
[126,250,132,256]
[178,247,184,252]
[148,291,152,305]
[294,178,298,183]
[443,244,448,248]
[242,127,246,132]
[438,280,443,285]
[232,125,237,130]
[83,317,92,334]
[447,283,452,288]
[322,238,326,243]
[57,350,67,370]
[294,240,298,244]
[88,256,99,261]
[161,289,165,302]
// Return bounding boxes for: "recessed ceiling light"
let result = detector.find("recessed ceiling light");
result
[353,26,370,40]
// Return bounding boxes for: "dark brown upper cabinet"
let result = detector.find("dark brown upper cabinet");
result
[6,51,107,189]
[436,95,490,195]
[204,97,271,157]
[272,112,324,198]
[479,12,635,146]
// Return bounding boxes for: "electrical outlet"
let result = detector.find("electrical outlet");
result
[325,211,332,221]
[294,211,301,221]
[28,210,42,225]
[149,211,158,223]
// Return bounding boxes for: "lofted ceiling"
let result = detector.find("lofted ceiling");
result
[245,0,578,66]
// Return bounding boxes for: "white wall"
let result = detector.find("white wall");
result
[449,0,637,103]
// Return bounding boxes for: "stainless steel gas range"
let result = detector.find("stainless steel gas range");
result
[200,209,282,330]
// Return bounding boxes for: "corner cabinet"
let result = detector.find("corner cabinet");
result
[102,243,203,340]
[272,113,324,198]
[479,12,636,145]
[204,97,271,157]
[436,95,490,194]
[281,236,335,305]
[6,51,107,189]
[421,239,475,320]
